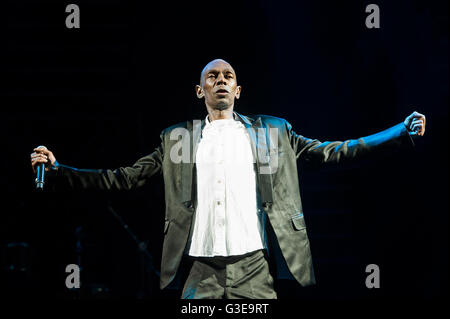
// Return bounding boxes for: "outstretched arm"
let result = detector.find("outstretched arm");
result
[30,135,164,191]
[286,111,426,165]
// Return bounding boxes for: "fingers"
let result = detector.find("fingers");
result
[410,119,423,126]
[30,153,48,160]
[30,152,48,166]
[410,111,425,121]
[31,146,56,173]
[31,154,48,163]
[406,111,426,136]
[409,111,425,123]
[33,147,50,156]
[411,121,424,131]
[410,113,426,136]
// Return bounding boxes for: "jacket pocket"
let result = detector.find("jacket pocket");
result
[291,212,306,231]
[164,219,170,234]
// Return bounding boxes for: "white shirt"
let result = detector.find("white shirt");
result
[186,114,267,257]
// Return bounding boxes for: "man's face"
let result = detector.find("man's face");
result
[196,60,241,111]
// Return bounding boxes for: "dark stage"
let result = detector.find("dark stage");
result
[1,0,448,311]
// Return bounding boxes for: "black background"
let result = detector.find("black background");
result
[1,0,448,305]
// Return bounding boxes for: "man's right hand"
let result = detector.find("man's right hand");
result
[30,146,58,173]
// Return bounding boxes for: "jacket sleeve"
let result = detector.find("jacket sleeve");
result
[285,121,415,165]
[52,133,164,191]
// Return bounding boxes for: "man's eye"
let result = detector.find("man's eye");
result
[208,74,216,78]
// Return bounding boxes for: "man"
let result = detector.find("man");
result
[31,59,426,299]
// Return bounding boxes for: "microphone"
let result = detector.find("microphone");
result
[35,145,47,190]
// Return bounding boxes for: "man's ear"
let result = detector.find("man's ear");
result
[196,85,204,99]
[235,85,242,99]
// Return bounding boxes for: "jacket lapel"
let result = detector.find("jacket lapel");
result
[235,112,274,206]
[180,118,204,207]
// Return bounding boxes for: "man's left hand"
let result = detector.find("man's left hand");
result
[404,111,426,136]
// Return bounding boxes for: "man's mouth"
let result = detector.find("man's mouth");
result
[215,89,229,95]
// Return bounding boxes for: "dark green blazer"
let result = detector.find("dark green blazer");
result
[54,112,414,289]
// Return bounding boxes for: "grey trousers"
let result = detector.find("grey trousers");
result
[181,249,277,299]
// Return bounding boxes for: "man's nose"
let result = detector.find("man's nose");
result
[216,73,227,85]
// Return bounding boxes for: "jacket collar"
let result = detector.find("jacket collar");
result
[202,111,256,126]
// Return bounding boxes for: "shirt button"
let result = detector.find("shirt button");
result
[217,180,222,184]
[217,201,221,205]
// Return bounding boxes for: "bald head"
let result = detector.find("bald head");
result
[200,59,236,85]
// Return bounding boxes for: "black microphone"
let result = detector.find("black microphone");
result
[35,145,47,190]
